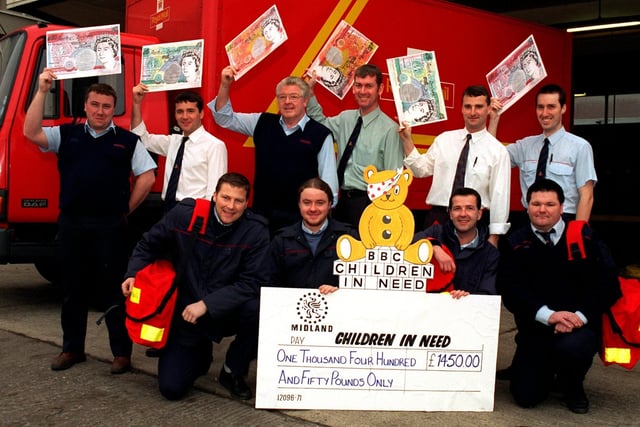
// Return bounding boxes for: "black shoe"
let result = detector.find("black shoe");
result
[219,367,252,400]
[565,382,589,414]
[496,366,512,381]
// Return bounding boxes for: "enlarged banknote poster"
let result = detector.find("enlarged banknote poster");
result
[225,4,287,80]
[387,51,447,127]
[486,34,547,113]
[140,39,204,92]
[46,24,121,79]
[306,20,378,100]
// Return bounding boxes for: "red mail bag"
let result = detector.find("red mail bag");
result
[125,259,178,349]
[125,198,210,349]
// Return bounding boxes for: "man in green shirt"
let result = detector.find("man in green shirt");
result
[307,64,405,227]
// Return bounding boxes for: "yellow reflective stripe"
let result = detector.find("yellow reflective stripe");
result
[140,323,165,343]
[130,287,141,304]
[344,0,368,23]
[604,347,631,364]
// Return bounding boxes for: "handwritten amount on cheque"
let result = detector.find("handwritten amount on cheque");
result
[274,347,484,390]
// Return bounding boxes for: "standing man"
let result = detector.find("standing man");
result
[489,83,597,226]
[131,84,227,212]
[401,85,511,247]
[209,66,338,235]
[413,187,500,297]
[269,177,356,294]
[498,179,620,414]
[23,69,156,374]
[122,173,271,401]
[307,64,405,227]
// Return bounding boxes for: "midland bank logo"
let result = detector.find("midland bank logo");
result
[292,291,333,332]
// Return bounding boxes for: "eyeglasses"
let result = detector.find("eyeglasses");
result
[276,94,303,102]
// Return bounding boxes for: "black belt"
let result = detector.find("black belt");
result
[341,189,368,199]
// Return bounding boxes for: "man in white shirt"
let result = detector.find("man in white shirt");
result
[400,85,511,247]
[131,84,228,211]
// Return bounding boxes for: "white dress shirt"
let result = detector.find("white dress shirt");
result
[131,122,227,201]
[404,128,511,235]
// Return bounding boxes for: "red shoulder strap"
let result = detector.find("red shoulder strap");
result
[188,198,211,235]
[566,220,588,261]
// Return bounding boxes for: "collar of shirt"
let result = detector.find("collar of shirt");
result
[531,219,565,245]
[463,127,489,143]
[85,121,116,138]
[358,106,382,126]
[301,218,329,235]
[279,114,309,136]
[542,126,566,145]
[183,124,206,143]
[456,227,479,249]
[213,206,233,227]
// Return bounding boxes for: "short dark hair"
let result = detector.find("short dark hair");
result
[526,178,565,204]
[298,177,333,205]
[355,64,382,86]
[449,187,482,210]
[215,172,251,199]
[85,83,117,105]
[537,83,566,107]
[175,91,203,111]
[462,85,491,105]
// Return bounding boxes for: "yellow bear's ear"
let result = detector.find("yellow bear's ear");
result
[402,169,413,185]
[363,165,378,181]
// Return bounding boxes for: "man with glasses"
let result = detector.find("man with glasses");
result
[209,66,338,235]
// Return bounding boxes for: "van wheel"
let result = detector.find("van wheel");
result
[35,261,60,285]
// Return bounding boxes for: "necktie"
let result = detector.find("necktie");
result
[337,116,363,188]
[164,136,188,212]
[536,228,554,246]
[535,138,550,182]
[452,134,471,194]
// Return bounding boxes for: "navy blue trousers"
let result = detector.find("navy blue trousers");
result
[509,326,598,408]
[157,297,259,400]
[58,213,132,357]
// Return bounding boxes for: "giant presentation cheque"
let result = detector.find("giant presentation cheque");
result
[256,288,501,411]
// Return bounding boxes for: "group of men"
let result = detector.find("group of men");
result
[23,62,619,414]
